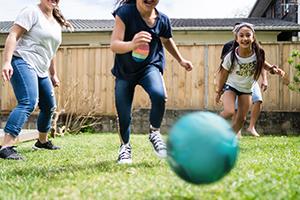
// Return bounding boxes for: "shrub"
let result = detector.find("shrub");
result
[287,50,300,93]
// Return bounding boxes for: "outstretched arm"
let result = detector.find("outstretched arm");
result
[215,67,229,103]
[161,37,193,71]
[264,61,289,85]
[264,61,285,77]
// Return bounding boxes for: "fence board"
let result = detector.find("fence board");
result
[0,43,299,116]
[261,44,281,111]
[207,44,222,110]
[190,45,203,109]
[95,48,105,113]
[283,43,300,111]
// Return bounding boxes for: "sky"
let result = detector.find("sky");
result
[0,0,257,21]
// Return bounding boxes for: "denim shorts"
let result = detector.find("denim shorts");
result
[223,84,252,96]
[232,82,263,109]
[251,82,263,103]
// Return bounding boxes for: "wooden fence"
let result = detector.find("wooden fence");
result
[1,43,300,115]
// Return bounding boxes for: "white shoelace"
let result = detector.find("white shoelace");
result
[118,143,131,160]
[149,131,166,151]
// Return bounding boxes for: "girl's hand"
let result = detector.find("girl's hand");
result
[270,65,285,77]
[270,65,290,85]
[260,79,268,92]
[276,68,285,77]
[215,91,223,104]
[2,62,13,82]
[281,73,290,86]
[179,59,193,71]
[131,31,152,50]
[50,74,60,87]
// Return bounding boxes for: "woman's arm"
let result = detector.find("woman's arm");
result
[2,24,26,81]
[49,57,60,87]
[161,37,193,71]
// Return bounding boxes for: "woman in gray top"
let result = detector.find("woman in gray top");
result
[1,0,72,160]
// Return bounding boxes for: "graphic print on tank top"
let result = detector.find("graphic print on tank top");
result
[236,61,256,77]
[132,43,150,62]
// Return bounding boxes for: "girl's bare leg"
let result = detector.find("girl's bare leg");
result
[232,94,251,134]
[220,91,236,119]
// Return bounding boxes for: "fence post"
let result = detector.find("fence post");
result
[279,43,284,110]
[204,45,209,110]
[0,85,1,128]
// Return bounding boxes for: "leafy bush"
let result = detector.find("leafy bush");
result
[50,81,102,137]
[287,50,300,92]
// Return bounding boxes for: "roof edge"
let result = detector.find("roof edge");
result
[173,26,300,31]
[248,0,273,17]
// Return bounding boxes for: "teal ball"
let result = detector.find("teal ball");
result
[167,111,238,184]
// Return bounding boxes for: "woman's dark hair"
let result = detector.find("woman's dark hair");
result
[112,0,136,16]
[53,6,72,29]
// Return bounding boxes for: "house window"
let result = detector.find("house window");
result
[271,5,275,18]
[281,0,289,16]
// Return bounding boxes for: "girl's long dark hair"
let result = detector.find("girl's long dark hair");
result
[113,0,136,16]
[220,38,265,81]
[252,41,265,80]
[115,0,136,5]
[227,40,265,81]
[53,6,72,29]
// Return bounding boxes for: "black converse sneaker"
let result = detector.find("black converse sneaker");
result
[117,143,132,164]
[32,140,60,150]
[149,128,167,158]
[0,146,24,160]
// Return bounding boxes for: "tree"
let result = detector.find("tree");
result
[287,50,300,92]
[232,6,252,18]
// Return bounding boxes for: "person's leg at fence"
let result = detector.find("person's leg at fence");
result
[139,67,167,158]
[32,76,60,150]
[0,57,38,160]
[246,82,263,137]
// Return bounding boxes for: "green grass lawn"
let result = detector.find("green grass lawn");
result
[0,133,299,200]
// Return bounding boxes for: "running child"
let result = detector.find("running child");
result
[110,0,193,164]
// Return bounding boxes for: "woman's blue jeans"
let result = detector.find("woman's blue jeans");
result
[4,56,56,137]
[115,67,167,144]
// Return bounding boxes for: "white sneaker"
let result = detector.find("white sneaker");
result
[149,129,167,158]
[117,143,132,164]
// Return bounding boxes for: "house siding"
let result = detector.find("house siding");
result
[250,0,299,41]
[0,30,281,47]
[264,0,298,23]
[281,3,298,22]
